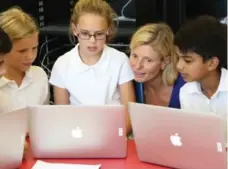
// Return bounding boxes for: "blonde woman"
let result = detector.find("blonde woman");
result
[0,7,49,113]
[130,23,185,108]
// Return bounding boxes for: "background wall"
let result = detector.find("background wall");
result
[1,0,226,33]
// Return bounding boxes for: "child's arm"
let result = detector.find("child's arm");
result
[49,57,70,105]
[23,140,28,159]
[43,84,50,104]
[120,81,136,135]
[53,86,70,104]
[43,74,50,105]
[118,55,136,135]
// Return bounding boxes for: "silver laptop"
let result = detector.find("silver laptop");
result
[129,102,227,169]
[28,105,127,158]
[0,108,28,169]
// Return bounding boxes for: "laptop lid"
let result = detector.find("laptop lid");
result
[0,108,28,169]
[28,105,126,158]
[129,102,227,169]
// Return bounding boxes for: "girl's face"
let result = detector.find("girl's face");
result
[73,13,109,58]
[6,32,38,72]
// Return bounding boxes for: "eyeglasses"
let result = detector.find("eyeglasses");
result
[76,27,108,40]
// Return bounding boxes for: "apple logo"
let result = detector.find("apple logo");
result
[72,127,83,138]
[170,133,183,146]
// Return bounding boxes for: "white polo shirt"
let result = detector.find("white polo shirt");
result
[49,44,134,105]
[180,68,228,118]
[0,66,49,114]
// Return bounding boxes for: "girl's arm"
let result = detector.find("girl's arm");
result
[53,86,70,105]
[119,80,136,135]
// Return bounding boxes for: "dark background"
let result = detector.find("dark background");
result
[0,0,226,62]
[1,0,226,30]
[0,0,227,64]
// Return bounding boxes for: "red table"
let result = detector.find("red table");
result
[20,140,170,169]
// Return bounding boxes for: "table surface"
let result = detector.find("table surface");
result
[20,140,170,169]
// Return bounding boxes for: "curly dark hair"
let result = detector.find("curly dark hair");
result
[0,27,12,54]
[174,15,227,69]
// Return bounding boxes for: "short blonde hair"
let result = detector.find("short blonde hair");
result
[130,23,178,85]
[71,0,117,42]
[0,7,39,41]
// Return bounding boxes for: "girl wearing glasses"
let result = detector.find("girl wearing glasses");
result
[49,0,136,134]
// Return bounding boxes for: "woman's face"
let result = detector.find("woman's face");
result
[130,44,166,83]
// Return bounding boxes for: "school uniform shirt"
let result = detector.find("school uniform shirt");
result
[180,68,228,118]
[0,66,49,114]
[49,44,134,105]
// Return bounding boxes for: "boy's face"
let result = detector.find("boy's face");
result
[0,53,5,75]
[176,48,215,82]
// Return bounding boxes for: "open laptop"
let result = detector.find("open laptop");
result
[28,105,127,158]
[0,108,28,169]
[129,102,227,169]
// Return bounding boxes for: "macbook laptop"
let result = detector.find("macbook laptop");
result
[0,108,28,169]
[129,102,227,169]
[28,105,127,158]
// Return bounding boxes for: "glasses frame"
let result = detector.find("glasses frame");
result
[75,26,109,40]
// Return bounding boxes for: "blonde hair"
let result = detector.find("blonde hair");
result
[0,7,39,41]
[130,23,178,85]
[71,0,117,42]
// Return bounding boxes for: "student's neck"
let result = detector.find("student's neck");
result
[200,70,221,99]
[144,74,166,92]
[79,50,102,66]
[4,66,25,86]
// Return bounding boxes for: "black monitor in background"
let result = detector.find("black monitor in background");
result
[135,0,160,27]
[106,0,136,19]
[0,0,71,27]
[0,0,34,13]
[1,0,137,27]
[72,0,136,19]
[0,0,42,22]
[42,0,136,26]
[135,0,227,32]
[135,0,185,32]
[186,0,227,20]
[42,0,71,26]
